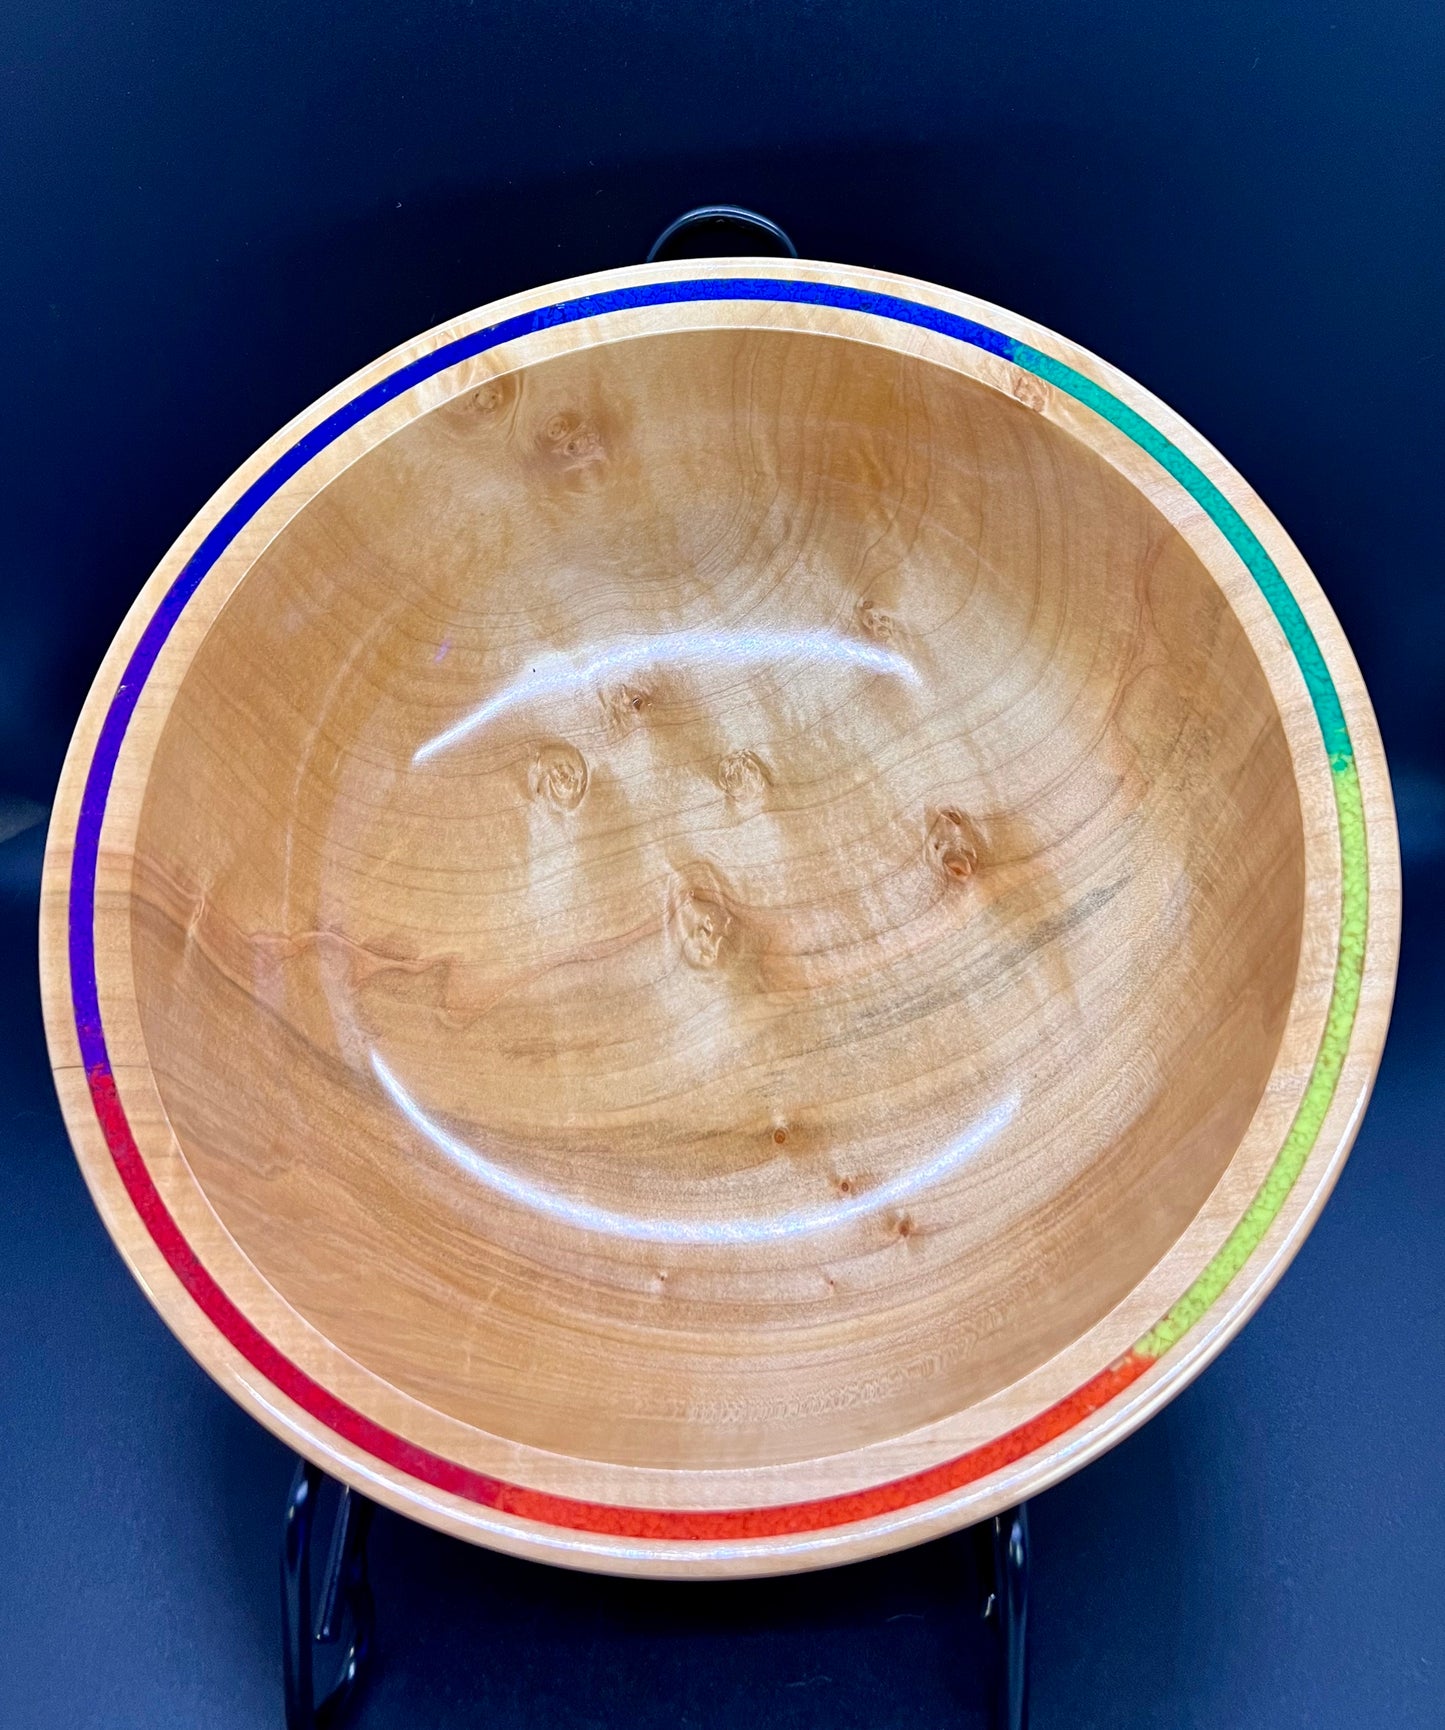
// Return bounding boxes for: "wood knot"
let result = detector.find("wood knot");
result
[602,683,652,730]
[670,875,736,972]
[540,409,606,466]
[857,600,898,643]
[678,893,730,970]
[926,807,982,882]
[1010,371,1050,414]
[438,372,517,437]
[717,748,770,806]
[470,379,507,415]
[528,742,588,811]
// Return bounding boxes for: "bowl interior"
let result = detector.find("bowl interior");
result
[130,325,1306,1472]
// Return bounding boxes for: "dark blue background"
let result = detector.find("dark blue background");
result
[2,3,1441,1725]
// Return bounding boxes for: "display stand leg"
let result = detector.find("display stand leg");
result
[280,1459,1027,1728]
[281,1459,375,1730]
[985,1503,1030,1730]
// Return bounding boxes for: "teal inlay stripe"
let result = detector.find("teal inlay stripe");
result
[1010,342,1355,769]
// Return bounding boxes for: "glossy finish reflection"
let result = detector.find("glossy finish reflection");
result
[372,1047,1018,1244]
[414,628,920,763]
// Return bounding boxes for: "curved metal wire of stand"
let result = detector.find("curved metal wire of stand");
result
[281,1461,376,1730]
[280,1460,1028,1729]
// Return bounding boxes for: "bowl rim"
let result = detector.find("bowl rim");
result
[39,256,1401,1577]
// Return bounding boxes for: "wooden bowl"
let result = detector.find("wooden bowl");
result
[41,260,1399,1577]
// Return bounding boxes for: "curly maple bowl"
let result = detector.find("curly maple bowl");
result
[40,260,1398,1576]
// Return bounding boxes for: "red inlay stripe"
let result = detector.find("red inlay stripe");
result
[91,1059,1149,1540]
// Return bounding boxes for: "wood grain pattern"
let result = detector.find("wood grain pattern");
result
[39,261,1400,1576]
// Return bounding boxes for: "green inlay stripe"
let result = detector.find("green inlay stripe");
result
[1007,341,1368,1366]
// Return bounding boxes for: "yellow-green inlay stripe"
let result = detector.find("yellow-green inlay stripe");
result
[1009,341,1369,1365]
[1137,759,1368,1357]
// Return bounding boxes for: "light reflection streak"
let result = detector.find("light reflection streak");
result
[413,629,921,764]
[370,1048,1017,1244]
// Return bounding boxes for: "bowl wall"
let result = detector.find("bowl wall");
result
[41,261,1397,1573]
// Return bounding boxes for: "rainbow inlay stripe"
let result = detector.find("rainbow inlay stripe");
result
[67,278,1368,1543]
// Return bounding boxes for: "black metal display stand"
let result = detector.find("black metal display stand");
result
[282,204,1031,1730]
[282,1462,376,1730]
[280,1458,1029,1730]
